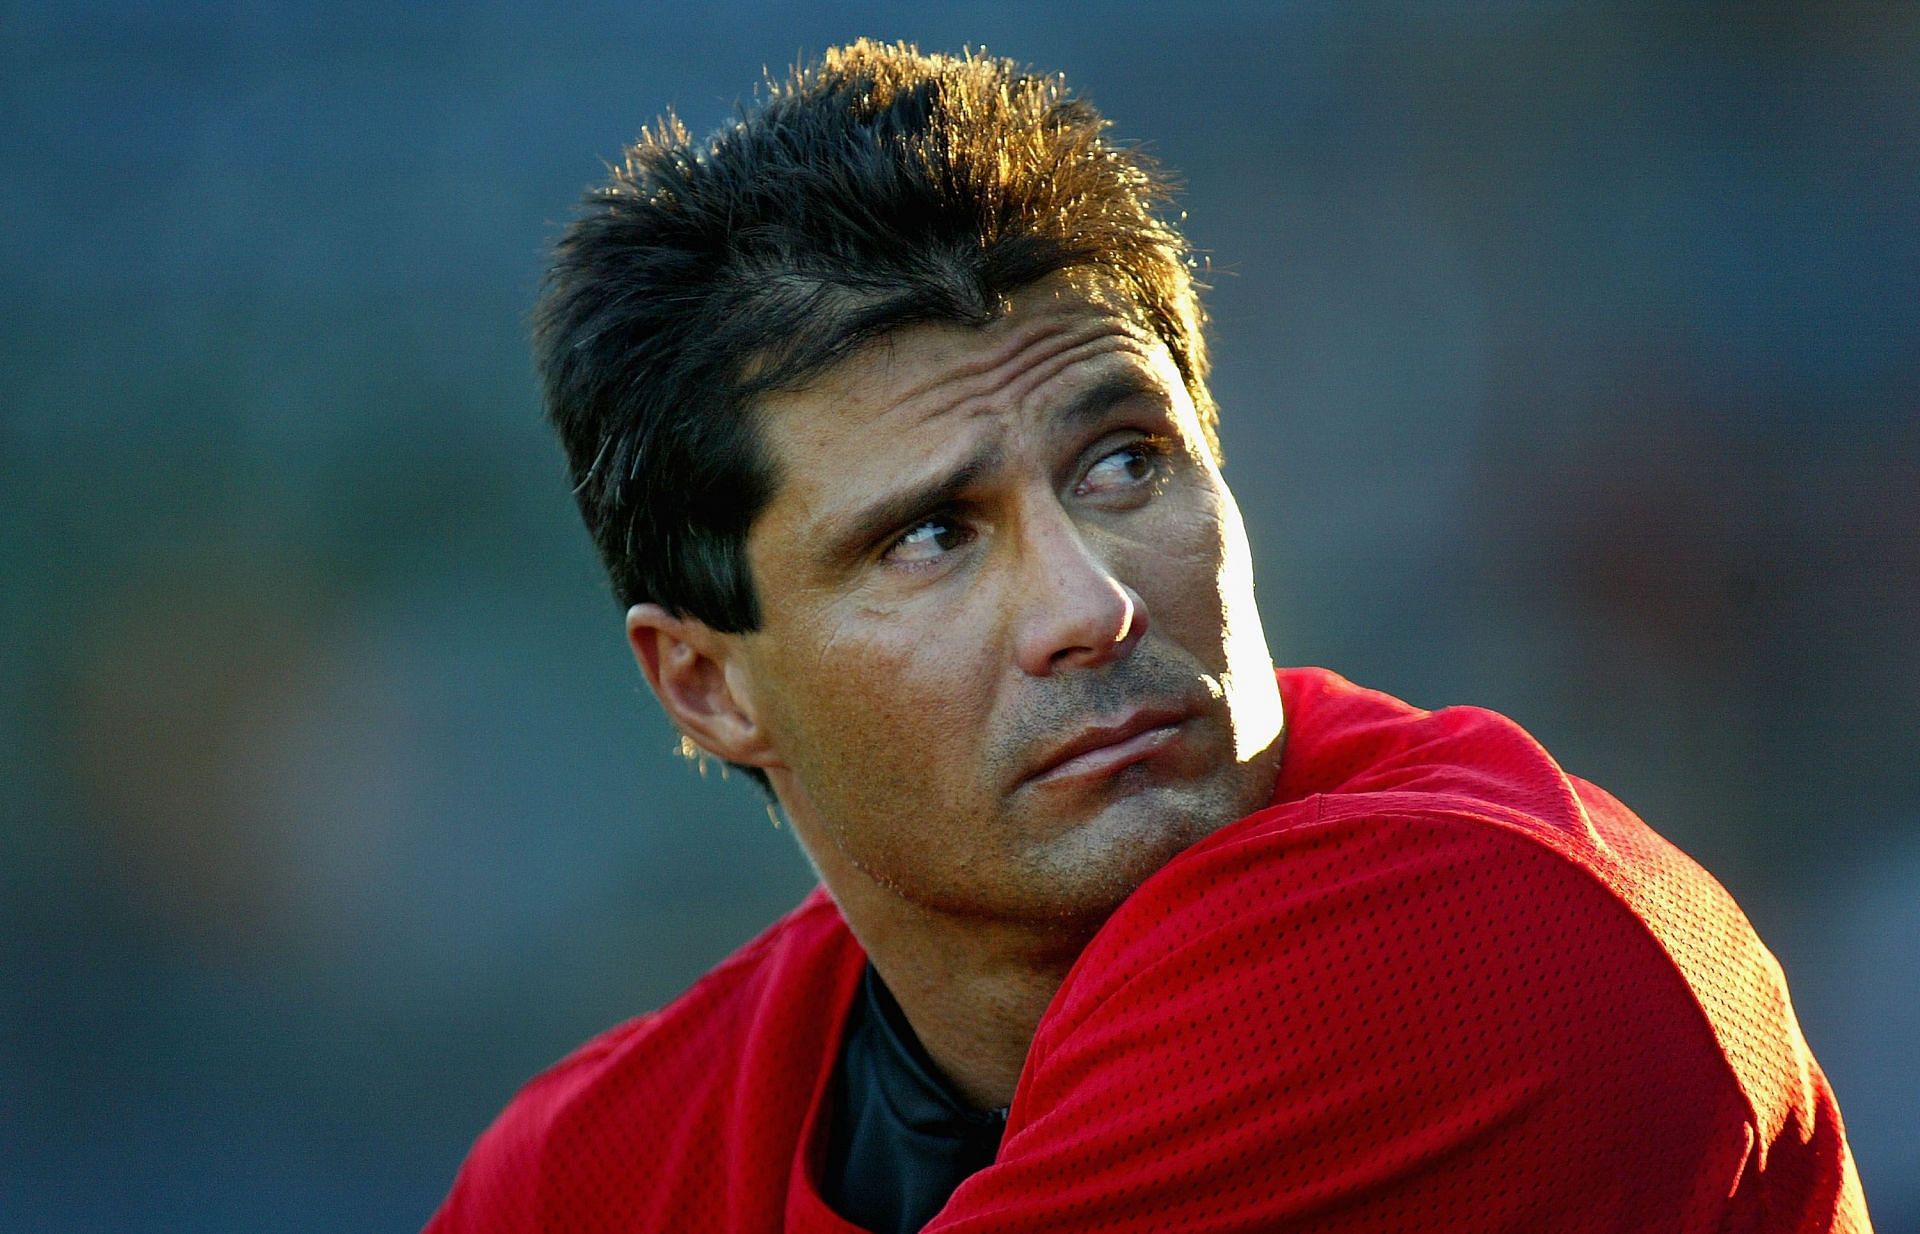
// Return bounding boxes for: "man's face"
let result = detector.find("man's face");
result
[731,275,1285,928]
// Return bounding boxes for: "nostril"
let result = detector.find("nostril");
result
[1014,511,1149,676]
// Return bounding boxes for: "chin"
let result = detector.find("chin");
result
[1012,772,1237,924]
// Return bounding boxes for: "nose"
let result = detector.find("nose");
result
[1013,504,1148,676]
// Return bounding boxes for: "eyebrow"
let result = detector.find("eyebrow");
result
[817,369,1167,569]
[818,443,1003,570]
[1055,370,1167,431]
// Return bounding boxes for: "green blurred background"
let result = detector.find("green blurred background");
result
[4,2,1916,1229]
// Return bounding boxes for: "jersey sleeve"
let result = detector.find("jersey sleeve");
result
[421,1031,622,1234]
[422,1113,538,1233]
[924,801,1865,1233]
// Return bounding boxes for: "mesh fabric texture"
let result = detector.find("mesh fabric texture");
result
[425,667,1869,1233]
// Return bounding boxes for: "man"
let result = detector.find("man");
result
[428,40,1869,1233]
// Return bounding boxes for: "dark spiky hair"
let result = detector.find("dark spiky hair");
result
[536,39,1213,639]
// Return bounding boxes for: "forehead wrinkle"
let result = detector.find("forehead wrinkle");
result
[867,307,1161,437]
[1002,332,1165,430]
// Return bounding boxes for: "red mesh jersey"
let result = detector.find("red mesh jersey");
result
[425,667,1871,1233]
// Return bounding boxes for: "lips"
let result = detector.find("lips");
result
[1024,704,1193,786]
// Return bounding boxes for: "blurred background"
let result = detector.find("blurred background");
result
[3,2,1915,1229]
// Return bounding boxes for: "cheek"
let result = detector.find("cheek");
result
[1132,496,1238,654]
[777,608,993,796]
[783,621,1009,883]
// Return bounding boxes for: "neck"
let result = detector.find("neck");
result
[865,911,1089,1110]
[814,857,1098,1111]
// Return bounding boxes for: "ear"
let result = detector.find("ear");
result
[625,603,779,770]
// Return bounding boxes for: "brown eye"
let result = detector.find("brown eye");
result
[885,517,968,564]
[1079,442,1162,495]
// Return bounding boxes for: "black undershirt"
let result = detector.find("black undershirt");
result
[820,963,1008,1234]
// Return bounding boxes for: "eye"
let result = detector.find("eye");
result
[883,515,971,565]
[1077,439,1167,496]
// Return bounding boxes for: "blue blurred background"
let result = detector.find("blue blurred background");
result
[3,2,1915,1229]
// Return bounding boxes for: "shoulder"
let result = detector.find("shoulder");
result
[944,684,1863,1232]
[424,889,864,1233]
[1032,790,1751,1124]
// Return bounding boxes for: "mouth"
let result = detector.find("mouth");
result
[1024,704,1194,788]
